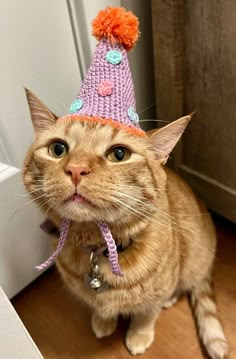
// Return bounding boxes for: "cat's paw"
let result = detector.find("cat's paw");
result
[162,296,178,309]
[207,339,229,359]
[91,313,117,338]
[125,329,154,355]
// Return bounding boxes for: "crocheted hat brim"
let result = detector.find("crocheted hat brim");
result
[57,114,146,137]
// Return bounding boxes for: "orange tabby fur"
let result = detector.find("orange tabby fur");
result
[23,89,229,358]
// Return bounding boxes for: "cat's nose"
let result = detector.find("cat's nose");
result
[65,164,91,185]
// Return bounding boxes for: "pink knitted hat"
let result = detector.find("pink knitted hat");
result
[59,7,145,137]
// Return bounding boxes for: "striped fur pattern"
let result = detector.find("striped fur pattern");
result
[190,276,228,359]
[23,89,229,358]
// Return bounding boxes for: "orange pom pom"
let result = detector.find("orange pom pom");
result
[92,7,140,51]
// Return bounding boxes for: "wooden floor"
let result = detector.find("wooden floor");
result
[12,215,236,359]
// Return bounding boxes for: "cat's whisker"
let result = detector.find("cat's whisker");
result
[107,195,157,229]
[110,195,219,273]
[100,201,118,223]
[11,193,47,214]
[107,195,172,238]
[31,198,52,218]
[16,179,45,187]
[116,199,175,233]
[28,185,46,190]
[108,193,162,225]
[114,195,208,244]
[118,182,204,204]
[106,191,218,258]
[137,102,156,116]
[153,205,201,231]
[0,208,19,237]
[0,192,49,239]
[14,193,33,198]
[100,187,195,234]
[0,188,45,209]
[136,198,196,233]
[14,187,45,198]
[98,192,163,237]
[121,185,177,192]
[139,119,170,123]
[109,181,180,193]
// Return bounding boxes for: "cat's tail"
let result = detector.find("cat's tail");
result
[190,276,229,359]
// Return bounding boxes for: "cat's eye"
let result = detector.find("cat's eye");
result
[106,146,131,162]
[48,141,68,158]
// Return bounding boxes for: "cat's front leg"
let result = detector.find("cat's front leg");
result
[91,311,118,338]
[126,307,161,355]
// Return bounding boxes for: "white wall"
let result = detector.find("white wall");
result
[0,0,82,298]
[68,0,121,77]
[0,0,82,168]
[122,0,156,126]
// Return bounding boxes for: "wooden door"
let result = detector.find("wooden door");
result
[152,0,236,222]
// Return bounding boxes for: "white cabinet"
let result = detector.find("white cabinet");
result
[0,286,43,358]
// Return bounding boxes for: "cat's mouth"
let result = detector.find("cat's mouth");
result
[71,193,87,203]
[65,193,95,207]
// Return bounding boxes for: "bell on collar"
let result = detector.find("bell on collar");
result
[90,277,103,290]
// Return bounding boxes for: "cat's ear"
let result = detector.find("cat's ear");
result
[147,115,192,163]
[24,88,58,134]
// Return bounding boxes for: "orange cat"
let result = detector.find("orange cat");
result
[23,89,228,359]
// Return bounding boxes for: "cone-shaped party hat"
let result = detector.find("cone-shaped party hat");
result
[60,6,145,137]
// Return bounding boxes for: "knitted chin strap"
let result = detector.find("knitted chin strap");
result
[35,218,70,271]
[97,221,123,276]
[36,218,123,276]
[35,7,142,278]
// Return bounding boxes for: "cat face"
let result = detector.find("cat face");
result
[23,89,191,224]
[24,119,157,223]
